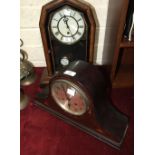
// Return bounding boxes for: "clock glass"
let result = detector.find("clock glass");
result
[47,4,89,73]
[60,56,69,67]
[51,79,90,116]
[51,6,85,45]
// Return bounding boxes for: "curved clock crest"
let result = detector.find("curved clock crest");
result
[39,0,96,85]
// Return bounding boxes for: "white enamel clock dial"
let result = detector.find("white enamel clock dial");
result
[60,56,69,66]
[51,80,89,116]
[51,6,85,45]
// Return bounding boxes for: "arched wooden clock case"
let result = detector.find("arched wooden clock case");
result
[39,0,96,85]
[35,60,128,149]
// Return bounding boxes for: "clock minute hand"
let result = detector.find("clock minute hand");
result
[63,17,69,27]
[63,17,75,40]
[61,85,71,107]
[65,20,70,29]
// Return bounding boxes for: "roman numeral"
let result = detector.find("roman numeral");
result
[79,25,84,28]
[77,18,82,22]
[72,12,76,17]
[52,26,57,28]
[77,31,81,35]
[72,35,76,40]
[60,36,63,40]
[53,18,58,21]
[59,12,63,17]
[55,31,59,36]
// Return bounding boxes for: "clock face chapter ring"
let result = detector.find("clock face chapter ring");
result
[50,5,86,45]
[57,16,79,37]
[50,79,90,116]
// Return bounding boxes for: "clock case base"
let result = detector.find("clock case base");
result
[34,97,128,149]
[40,68,51,87]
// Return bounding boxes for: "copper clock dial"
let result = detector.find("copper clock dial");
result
[51,79,89,115]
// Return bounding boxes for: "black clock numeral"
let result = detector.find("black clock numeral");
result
[55,31,59,36]
[72,12,76,17]
[77,31,82,35]
[77,18,82,22]
[52,26,57,28]
[60,36,63,40]
[59,12,63,17]
[53,18,58,21]
[79,25,84,28]
[72,35,76,40]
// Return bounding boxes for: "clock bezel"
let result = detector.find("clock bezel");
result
[51,79,90,116]
[39,0,96,82]
[49,5,86,45]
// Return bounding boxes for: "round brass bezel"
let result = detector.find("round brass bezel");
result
[51,79,90,116]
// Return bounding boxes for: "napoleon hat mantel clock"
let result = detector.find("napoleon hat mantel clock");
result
[35,60,128,149]
[39,0,96,85]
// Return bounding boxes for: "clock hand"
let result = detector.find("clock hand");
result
[67,26,75,40]
[63,16,69,27]
[66,21,75,39]
[61,84,71,107]
[63,17,75,40]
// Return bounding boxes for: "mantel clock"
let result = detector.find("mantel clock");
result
[35,60,128,149]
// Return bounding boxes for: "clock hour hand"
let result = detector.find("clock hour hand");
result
[63,17,75,40]
[61,84,71,107]
[63,16,69,27]
[67,26,75,40]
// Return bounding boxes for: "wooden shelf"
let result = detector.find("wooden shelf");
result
[112,64,134,88]
[120,38,134,48]
[111,0,134,88]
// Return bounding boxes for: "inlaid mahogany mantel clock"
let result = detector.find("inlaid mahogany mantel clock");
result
[39,0,96,85]
[35,60,128,149]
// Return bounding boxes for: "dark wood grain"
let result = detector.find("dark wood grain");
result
[35,60,128,149]
[120,37,134,48]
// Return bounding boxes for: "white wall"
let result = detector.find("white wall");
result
[20,0,123,66]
